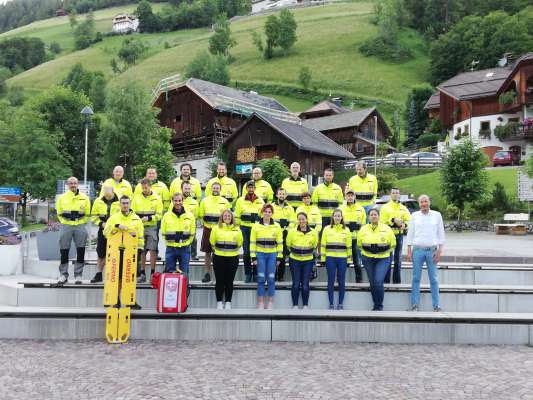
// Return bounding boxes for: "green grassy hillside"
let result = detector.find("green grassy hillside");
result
[5,1,430,112]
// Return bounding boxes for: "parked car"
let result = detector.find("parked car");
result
[0,217,21,245]
[383,152,409,166]
[358,155,378,167]
[492,150,514,167]
[405,152,443,167]
[375,195,419,214]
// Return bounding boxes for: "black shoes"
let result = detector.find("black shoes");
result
[91,272,102,283]
[202,272,211,283]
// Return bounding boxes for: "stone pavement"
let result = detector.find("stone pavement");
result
[1,340,533,399]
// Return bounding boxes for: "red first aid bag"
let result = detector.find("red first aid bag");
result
[151,272,188,313]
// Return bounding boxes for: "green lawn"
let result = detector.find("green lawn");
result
[262,93,314,112]
[395,167,519,210]
[6,2,430,115]
[20,223,46,232]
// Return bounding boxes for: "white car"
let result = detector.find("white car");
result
[406,152,443,167]
[383,152,409,166]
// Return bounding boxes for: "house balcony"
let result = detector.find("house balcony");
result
[499,96,521,113]
[499,124,533,142]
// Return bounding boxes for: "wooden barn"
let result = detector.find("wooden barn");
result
[152,76,292,159]
[300,106,394,156]
[225,113,355,182]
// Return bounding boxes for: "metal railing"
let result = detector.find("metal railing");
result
[151,74,183,104]
[213,94,301,123]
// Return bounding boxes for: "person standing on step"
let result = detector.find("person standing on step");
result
[348,161,378,215]
[380,188,411,284]
[100,165,133,199]
[272,188,295,281]
[281,162,308,209]
[56,176,91,284]
[406,194,445,312]
[169,163,202,200]
[286,212,319,309]
[340,188,366,283]
[210,209,243,310]
[358,208,396,311]
[90,185,119,283]
[242,167,274,203]
[181,181,200,261]
[320,209,352,310]
[251,204,283,310]
[198,182,230,283]
[132,179,163,283]
[205,162,238,206]
[295,192,322,232]
[312,168,344,232]
[161,193,196,275]
[235,181,264,283]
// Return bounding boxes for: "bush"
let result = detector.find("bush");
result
[256,157,290,192]
[376,170,397,195]
[50,42,62,54]
[359,36,412,62]
[416,132,440,147]
[494,122,519,141]
[498,90,517,106]
[298,66,311,90]
[185,51,230,86]
[492,182,510,211]
[526,155,533,178]
[118,39,147,66]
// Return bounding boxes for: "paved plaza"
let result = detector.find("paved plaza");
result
[1,340,533,399]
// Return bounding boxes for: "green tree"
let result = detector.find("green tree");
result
[264,14,280,59]
[389,109,401,149]
[0,107,70,222]
[208,14,236,57]
[256,157,289,192]
[50,41,62,54]
[135,0,161,33]
[73,10,95,50]
[278,9,297,55]
[62,63,107,111]
[441,139,488,224]
[526,154,533,178]
[0,66,11,95]
[298,66,311,90]
[100,82,162,181]
[404,85,434,146]
[118,39,147,66]
[184,51,230,85]
[133,126,175,184]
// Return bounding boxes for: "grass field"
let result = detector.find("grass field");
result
[6,1,430,113]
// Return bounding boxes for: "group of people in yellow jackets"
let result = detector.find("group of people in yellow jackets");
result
[56,160,412,312]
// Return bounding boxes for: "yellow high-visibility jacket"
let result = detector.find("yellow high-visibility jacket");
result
[91,196,120,227]
[295,204,322,231]
[134,181,170,210]
[320,224,352,262]
[166,196,199,218]
[379,200,411,235]
[161,208,196,248]
[240,179,274,203]
[104,211,144,249]
[357,222,396,259]
[340,202,367,239]
[169,176,202,200]
[198,195,230,228]
[281,176,308,208]
[272,201,295,231]
[235,195,264,227]
[100,178,133,199]
[205,176,238,204]
[348,173,378,206]
[56,190,91,225]
[311,182,344,218]
[286,226,319,261]
[250,221,283,259]
[209,223,243,257]
[131,191,163,227]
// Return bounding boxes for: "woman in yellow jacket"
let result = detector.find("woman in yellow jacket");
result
[251,204,283,310]
[286,212,319,309]
[210,209,243,310]
[320,209,352,310]
[358,208,396,311]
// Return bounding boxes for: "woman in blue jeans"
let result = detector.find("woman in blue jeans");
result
[251,204,283,310]
[320,209,352,310]
[286,212,319,309]
[358,208,396,311]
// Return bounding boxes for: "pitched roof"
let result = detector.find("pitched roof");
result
[229,113,355,159]
[300,100,349,116]
[301,107,376,132]
[424,92,440,110]
[186,78,288,112]
[437,67,511,100]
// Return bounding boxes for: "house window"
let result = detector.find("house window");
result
[481,121,490,131]
[456,127,462,135]
[464,124,469,134]
[175,114,182,123]
[356,143,364,153]
[509,117,519,123]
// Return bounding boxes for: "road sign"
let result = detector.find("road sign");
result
[235,163,253,175]
[0,187,21,203]
[518,171,533,202]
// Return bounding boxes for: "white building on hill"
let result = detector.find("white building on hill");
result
[112,14,139,34]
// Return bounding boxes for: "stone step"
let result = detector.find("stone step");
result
[6,282,533,313]
[0,305,531,345]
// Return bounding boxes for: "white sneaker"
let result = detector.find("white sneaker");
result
[292,306,299,309]
[302,306,309,310]
[57,274,68,284]
[216,301,224,310]
[224,302,231,310]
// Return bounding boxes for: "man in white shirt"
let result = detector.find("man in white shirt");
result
[406,194,445,311]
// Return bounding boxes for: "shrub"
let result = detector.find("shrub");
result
[498,90,517,106]
[359,36,412,62]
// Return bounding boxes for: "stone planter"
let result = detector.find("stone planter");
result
[36,230,75,261]
[0,244,22,275]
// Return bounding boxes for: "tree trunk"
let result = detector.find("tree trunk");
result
[456,207,462,232]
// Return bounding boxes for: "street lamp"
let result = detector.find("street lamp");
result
[80,106,94,187]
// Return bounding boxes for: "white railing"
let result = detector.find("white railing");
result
[151,74,184,104]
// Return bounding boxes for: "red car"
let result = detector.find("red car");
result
[492,150,514,167]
